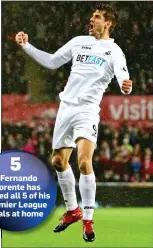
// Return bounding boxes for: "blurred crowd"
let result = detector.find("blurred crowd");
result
[2,122,153,182]
[2,2,153,98]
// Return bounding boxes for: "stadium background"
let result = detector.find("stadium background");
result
[2,1,153,247]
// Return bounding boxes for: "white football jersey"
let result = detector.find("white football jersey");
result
[23,36,131,105]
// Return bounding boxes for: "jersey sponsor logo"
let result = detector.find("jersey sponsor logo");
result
[76,54,105,66]
[84,206,95,209]
[82,46,91,50]
[105,51,111,55]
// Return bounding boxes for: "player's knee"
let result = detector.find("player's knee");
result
[78,156,91,174]
[51,154,65,171]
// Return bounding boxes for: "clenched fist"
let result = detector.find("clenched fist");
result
[15,32,28,47]
[121,79,132,94]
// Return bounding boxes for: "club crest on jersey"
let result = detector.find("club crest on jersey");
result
[76,54,105,66]
[105,51,111,55]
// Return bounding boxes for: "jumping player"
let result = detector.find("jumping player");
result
[15,4,132,242]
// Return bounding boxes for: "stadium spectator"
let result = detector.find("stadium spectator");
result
[15,133,24,150]
[6,134,17,149]
[111,138,120,158]
[37,134,52,163]
[130,144,142,182]
[23,137,36,154]
[142,148,153,182]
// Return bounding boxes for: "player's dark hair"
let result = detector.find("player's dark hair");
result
[96,4,118,33]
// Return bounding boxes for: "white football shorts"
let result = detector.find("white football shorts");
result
[52,101,100,149]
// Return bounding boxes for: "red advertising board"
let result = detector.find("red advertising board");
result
[2,94,153,128]
[100,96,153,128]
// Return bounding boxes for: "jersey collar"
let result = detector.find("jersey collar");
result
[93,37,114,44]
[99,38,114,44]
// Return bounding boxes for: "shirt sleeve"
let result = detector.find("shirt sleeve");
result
[112,46,132,94]
[22,38,75,69]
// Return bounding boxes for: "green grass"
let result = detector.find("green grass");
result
[2,208,153,247]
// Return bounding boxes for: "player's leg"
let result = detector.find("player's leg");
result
[52,148,77,210]
[76,138,96,242]
[72,103,99,242]
[51,101,83,233]
[52,101,78,212]
[51,148,83,232]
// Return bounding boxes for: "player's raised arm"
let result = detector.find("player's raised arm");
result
[112,46,132,94]
[15,32,74,69]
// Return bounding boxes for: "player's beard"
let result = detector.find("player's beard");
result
[89,25,105,40]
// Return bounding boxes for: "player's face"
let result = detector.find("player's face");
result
[89,10,110,38]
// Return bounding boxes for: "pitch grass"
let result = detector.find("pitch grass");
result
[2,208,153,247]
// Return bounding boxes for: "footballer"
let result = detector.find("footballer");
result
[15,4,132,242]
